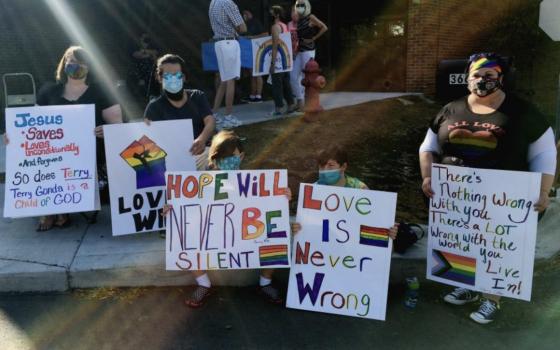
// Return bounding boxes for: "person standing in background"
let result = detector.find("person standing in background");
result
[209,0,247,128]
[241,9,268,104]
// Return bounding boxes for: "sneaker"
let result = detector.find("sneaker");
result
[249,96,263,104]
[443,288,479,305]
[258,284,283,304]
[223,114,242,127]
[268,110,283,117]
[184,285,213,308]
[470,299,499,324]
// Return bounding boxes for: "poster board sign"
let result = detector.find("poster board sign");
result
[427,164,541,301]
[104,120,196,236]
[165,170,291,271]
[3,105,96,218]
[251,33,293,76]
[286,184,397,320]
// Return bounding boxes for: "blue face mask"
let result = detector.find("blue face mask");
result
[162,72,184,94]
[317,169,342,185]
[217,155,242,170]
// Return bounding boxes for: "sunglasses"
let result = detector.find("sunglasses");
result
[295,4,306,8]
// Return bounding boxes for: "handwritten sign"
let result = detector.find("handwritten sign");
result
[3,105,97,218]
[286,184,396,320]
[427,164,541,301]
[104,120,196,236]
[251,33,293,76]
[165,170,291,271]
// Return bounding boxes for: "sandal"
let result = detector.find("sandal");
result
[36,215,55,232]
[258,284,283,304]
[54,214,72,229]
[184,286,213,308]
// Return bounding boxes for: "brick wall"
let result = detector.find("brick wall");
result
[405,0,517,95]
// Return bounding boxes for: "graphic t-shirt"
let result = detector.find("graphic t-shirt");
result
[430,95,550,171]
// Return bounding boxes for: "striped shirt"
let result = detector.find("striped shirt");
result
[297,15,318,51]
[209,0,244,39]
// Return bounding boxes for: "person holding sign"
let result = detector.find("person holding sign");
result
[291,146,399,238]
[144,54,216,171]
[164,130,291,307]
[3,46,123,231]
[269,5,298,116]
[419,52,557,324]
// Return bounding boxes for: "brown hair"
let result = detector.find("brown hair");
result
[208,130,244,168]
[316,146,349,167]
[55,46,90,83]
[156,54,188,77]
[270,5,284,18]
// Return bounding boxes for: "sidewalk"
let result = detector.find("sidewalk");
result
[213,92,420,126]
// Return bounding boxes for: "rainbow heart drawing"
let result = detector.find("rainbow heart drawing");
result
[431,249,476,286]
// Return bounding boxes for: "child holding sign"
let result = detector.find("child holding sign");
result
[164,130,291,307]
[291,146,398,237]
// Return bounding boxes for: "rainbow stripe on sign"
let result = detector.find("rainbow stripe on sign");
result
[259,245,289,266]
[254,39,292,74]
[359,225,390,248]
[432,249,476,286]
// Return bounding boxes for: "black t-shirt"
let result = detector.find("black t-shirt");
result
[143,89,212,140]
[36,83,118,166]
[37,83,117,126]
[430,95,550,171]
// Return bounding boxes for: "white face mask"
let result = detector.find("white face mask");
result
[296,4,306,15]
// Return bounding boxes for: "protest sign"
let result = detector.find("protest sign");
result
[104,120,196,236]
[251,33,293,76]
[427,164,541,301]
[165,170,291,271]
[286,184,397,320]
[3,105,96,218]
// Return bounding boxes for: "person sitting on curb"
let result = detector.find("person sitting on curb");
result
[163,130,292,307]
[291,145,398,238]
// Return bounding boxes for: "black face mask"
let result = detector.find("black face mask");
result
[469,77,502,97]
[164,89,184,101]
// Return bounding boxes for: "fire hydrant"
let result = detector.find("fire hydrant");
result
[301,59,326,122]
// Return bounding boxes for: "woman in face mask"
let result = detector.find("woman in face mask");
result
[290,0,328,111]
[28,46,123,231]
[419,52,557,324]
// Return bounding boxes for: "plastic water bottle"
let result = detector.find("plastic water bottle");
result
[404,277,419,309]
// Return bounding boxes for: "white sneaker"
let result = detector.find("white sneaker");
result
[223,114,242,127]
[470,299,499,324]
